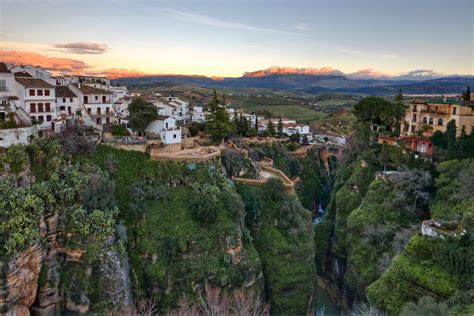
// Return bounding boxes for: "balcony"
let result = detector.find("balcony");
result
[420,108,449,115]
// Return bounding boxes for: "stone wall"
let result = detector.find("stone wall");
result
[0,126,38,148]
[150,146,221,162]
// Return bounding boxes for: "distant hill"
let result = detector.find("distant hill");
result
[114,72,473,95]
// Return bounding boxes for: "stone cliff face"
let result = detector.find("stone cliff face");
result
[0,214,134,315]
[0,244,45,315]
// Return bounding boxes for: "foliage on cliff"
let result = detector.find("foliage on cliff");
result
[0,139,122,313]
[367,159,474,315]
[344,169,431,298]
[83,145,263,313]
[238,179,316,315]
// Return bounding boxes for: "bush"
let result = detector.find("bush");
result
[189,183,220,225]
[1,144,29,174]
[111,124,129,136]
[189,124,200,137]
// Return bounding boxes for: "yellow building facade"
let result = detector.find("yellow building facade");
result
[401,99,474,137]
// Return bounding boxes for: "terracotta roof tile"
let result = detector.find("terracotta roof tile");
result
[55,86,77,98]
[78,84,112,95]
[15,77,54,88]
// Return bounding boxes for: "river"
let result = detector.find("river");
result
[315,285,341,316]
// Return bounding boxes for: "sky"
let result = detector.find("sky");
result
[0,0,473,78]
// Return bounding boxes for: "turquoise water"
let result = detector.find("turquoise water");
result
[315,285,341,316]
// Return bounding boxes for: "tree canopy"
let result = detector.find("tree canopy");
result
[206,89,233,142]
[353,96,405,134]
[128,97,159,135]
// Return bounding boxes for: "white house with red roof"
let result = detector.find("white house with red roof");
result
[14,75,57,130]
[70,83,116,127]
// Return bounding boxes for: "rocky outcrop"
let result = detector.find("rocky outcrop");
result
[0,244,45,315]
[32,213,60,316]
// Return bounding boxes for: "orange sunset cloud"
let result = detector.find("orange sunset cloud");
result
[0,50,89,72]
[0,50,149,79]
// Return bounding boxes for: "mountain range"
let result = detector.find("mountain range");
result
[113,67,473,95]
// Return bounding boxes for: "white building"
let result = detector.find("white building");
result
[55,86,79,118]
[10,65,56,86]
[146,116,182,145]
[14,76,57,130]
[70,84,116,126]
[160,95,189,122]
[190,105,205,122]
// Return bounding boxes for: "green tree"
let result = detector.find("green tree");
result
[128,97,158,135]
[445,119,457,156]
[247,127,258,137]
[431,130,446,148]
[206,89,233,142]
[289,132,300,143]
[378,143,391,171]
[302,134,309,145]
[111,124,129,136]
[266,119,276,137]
[464,86,471,101]
[277,116,284,136]
[353,96,403,133]
[395,88,403,102]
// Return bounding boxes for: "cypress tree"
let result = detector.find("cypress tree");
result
[465,86,471,101]
[395,88,403,102]
[277,116,284,136]
[267,119,276,136]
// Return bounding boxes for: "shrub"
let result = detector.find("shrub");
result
[189,124,200,137]
[1,144,29,174]
[111,124,129,136]
[189,183,220,225]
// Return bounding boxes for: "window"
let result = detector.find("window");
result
[102,96,106,103]
[429,117,433,125]
[173,134,177,139]
[437,118,443,126]
[422,117,427,124]
[412,114,416,122]
[106,107,110,114]
[97,108,101,115]
[453,107,457,115]
[38,116,44,123]
[411,125,416,133]
[106,117,110,124]
[45,103,51,112]
[95,96,98,101]
[68,107,72,114]
[63,98,66,103]
[70,98,73,102]
[60,106,66,111]
[29,89,35,96]
[37,89,43,96]
[87,108,91,114]
[0,80,6,92]
[38,103,44,112]
[30,103,36,113]
[46,115,52,122]
[44,89,50,96]
[412,104,417,111]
